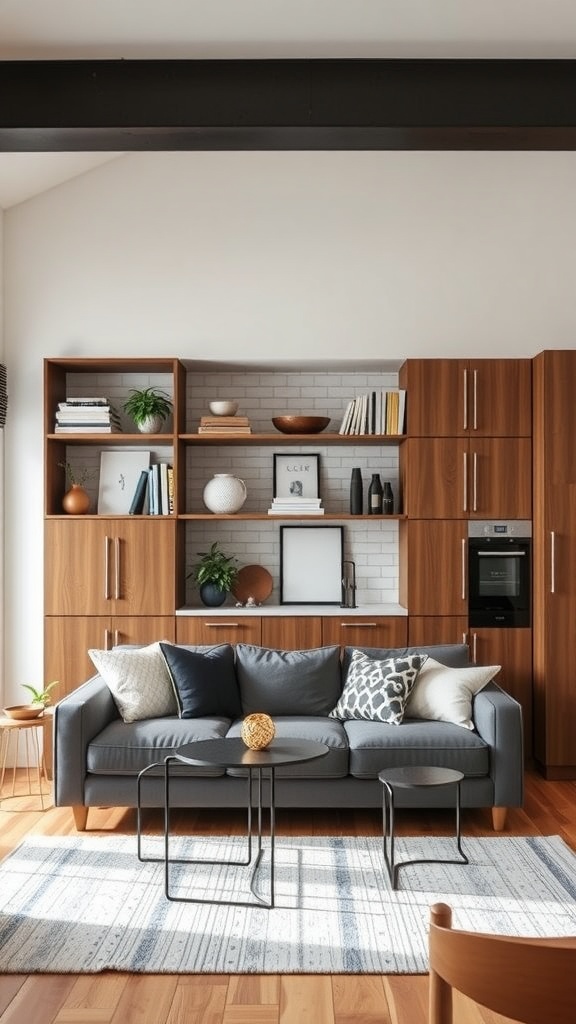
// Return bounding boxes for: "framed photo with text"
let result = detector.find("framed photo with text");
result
[273,453,320,500]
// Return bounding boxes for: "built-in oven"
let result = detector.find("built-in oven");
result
[468,521,531,628]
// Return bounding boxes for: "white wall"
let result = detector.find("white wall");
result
[4,149,576,700]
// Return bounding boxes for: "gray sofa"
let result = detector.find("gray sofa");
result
[53,641,524,832]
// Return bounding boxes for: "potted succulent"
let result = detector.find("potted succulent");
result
[123,387,173,433]
[58,461,94,514]
[188,542,239,607]
[21,680,59,708]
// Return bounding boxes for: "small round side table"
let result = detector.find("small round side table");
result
[0,712,52,810]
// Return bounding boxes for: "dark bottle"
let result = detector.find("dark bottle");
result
[382,480,394,515]
[368,473,383,514]
[349,467,363,515]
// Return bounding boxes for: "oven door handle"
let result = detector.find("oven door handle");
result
[477,550,526,557]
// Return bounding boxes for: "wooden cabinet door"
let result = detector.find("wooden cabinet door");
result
[406,520,468,617]
[44,616,110,700]
[176,616,262,646]
[400,358,532,438]
[403,438,468,518]
[321,616,407,649]
[45,520,113,616]
[533,350,576,771]
[467,626,533,759]
[111,519,176,615]
[111,615,175,648]
[408,616,468,647]
[261,617,322,650]
[468,438,532,519]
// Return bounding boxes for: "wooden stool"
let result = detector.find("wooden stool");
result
[0,714,51,809]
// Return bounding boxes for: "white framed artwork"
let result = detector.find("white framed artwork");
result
[98,451,151,514]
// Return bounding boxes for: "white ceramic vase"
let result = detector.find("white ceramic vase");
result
[137,414,165,433]
[202,473,247,514]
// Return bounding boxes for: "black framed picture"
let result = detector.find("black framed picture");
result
[280,525,343,604]
[273,453,320,500]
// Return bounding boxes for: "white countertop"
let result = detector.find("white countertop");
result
[176,603,407,617]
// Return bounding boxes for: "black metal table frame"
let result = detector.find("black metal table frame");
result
[136,756,278,908]
[381,777,469,890]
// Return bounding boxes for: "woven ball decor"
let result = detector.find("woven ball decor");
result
[240,712,276,750]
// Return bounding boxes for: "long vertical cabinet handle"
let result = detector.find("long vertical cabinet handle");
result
[114,630,120,647]
[472,451,478,512]
[104,536,111,600]
[104,628,112,651]
[472,632,478,663]
[550,531,556,594]
[463,368,468,430]
[461,538,467,601]
[472,369,478,430]
[463,452,468,512]
[114,537,121,600]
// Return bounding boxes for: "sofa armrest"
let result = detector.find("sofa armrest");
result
[53,675,117,806]
[472,682,524,807]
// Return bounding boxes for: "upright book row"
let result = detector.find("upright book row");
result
[339,389,406,436]
[128,464,174,515]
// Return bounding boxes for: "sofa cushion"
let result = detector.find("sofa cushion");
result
[88,642,177,723]
[235,644,342,716]
[86,716,232,776]
[343,718,490,779]
[225,716,349,778]
[329,650,428,725]
[405,658,501,729]
[159,642,241,719]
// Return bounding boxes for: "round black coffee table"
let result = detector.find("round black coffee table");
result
[378,765,469,890]
[137,737,328,908]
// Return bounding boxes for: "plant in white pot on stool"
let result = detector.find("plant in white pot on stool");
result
[123,387,173,433]
[188,542,239,607]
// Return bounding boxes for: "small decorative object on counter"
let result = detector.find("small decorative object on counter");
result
[382,481,394,515]
[368,473,383,514]
[202,473,247,514]
[349,467,363,515]
[241,712,276,750]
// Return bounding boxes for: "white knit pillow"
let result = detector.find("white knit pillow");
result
[405,657,501,730]
[88,642,177,723]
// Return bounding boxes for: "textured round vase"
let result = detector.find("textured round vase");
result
[202,473,247,514]
[62,484,90,515]
[199,582,227,607]
[241,713,276,750]
[137,414,165,433]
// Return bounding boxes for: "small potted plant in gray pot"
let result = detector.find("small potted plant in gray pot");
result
[123,387,173,433]
[188,542,239,607]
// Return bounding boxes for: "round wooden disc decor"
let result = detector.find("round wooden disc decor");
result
[232,564,273,604]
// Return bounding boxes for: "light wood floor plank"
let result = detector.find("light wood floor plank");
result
[0,975,77,1024]
[55,973,129,1019]
[279,976,334,1024]
[226,975,280,1005]
[331,975,391,1023]
[109,976,178,1024]
[165,976,228,1024]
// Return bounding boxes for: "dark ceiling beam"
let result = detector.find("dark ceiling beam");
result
[2,58,576,151]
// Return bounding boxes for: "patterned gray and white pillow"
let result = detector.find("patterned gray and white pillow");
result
[88,642,178,723]
[329,649,428,725]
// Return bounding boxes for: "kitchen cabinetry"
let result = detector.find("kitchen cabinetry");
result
[532,350,576,777]
[401,520,468,617]
[402,437,532,519]
[321,616,407,649]
[176,616,262,647]
[399,359,532,438]
[408,616,533,758]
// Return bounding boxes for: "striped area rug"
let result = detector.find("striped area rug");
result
[1,833,575,973]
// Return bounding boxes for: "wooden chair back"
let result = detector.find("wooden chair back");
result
[429,901,576,1024]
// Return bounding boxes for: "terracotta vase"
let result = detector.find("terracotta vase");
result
[62,484,90,515]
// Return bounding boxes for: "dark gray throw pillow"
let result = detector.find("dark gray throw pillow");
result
[235,644,342,716]
[159,642,241,719]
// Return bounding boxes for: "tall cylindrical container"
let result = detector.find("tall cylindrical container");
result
[349,467,363,515]
[382,481,394,515]
[368,473,383,514]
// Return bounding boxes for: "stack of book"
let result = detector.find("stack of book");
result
[197,415,252,435]
[339,389,406,436]
[55,397,122,433]
[267,497,324,515]
[129,464,174,515]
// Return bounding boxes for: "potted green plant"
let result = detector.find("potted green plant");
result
[188,542,239,607]
[21,680,59,708]
[123,387,173,433]
[58,461,94,514]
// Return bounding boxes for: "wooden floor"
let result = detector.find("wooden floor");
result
[1,770,576,1024]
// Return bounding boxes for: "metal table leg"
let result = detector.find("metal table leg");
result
[382,780,468,890]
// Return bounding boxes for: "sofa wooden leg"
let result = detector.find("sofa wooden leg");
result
[72,805,89,831]
[491,806,507,831]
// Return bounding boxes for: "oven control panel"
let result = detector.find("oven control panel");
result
[468,520,532,539]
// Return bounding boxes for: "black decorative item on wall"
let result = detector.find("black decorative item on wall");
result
[349,468,363,515]
[0,364,7,427]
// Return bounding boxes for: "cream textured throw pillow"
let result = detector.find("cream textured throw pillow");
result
[405,657,501,730]
[88,642,177,723]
